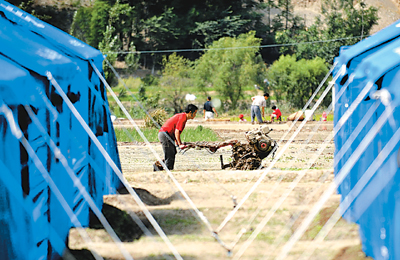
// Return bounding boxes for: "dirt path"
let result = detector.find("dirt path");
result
[68,120,371,260]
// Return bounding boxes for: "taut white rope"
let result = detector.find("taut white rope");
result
[216,66,345,234]
[46,71,183,260]
[89,61,233,251]
[233,91,336,259]
[103,58,236,201]
[0,159,90,260]
[300,109,400,260]
[275,94,393,260]
[0,101,109,260]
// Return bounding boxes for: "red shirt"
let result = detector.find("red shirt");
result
[159,113,187,138]
[272,108,282,118]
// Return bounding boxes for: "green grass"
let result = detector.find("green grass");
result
[115,125,221,142]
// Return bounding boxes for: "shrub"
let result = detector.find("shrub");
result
[144,108,168,128]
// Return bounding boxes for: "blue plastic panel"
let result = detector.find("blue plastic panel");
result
[334,19,400,260]
[0,1,123,259]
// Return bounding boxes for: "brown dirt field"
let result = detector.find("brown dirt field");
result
[68,120,372,260]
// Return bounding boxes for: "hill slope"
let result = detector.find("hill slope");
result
[292,0,400,34]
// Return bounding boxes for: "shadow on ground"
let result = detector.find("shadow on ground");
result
[88,187,202,240]
[117,187,181,206]
[63,249,199,260]
[332,245,373,260]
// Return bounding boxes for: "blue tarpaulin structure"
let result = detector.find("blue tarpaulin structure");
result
[0,1,122,259]
[334,20,400,260]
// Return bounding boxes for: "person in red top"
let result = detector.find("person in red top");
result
[270,105,282,122]
[155,104,198,170]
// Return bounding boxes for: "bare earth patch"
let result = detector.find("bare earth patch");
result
[68,120,372,260]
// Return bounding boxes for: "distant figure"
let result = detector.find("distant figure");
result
[203,96,218,120]
[251,92,269,124]
[154,104,198,171]
[322,111,327,121]
[270,105,282,122]
[239,114,247,122]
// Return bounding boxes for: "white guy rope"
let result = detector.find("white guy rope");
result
[274,62,338,148]
[89,61,233,250]
[0,101,110,260]
[46,71,184,260]
[264,97,379,260]
[263,169,332,260]
[275,85,391,260]
[231,69,374,257]
[234,62,338,212]
[300,106,400,260]
[233,88,336,259]
[229,99,336,252]
[251,71,356,258]
[0,159,88,260]
[23,103,173,259]
[216,65,345,234]
[104,58,236,200]
[32,74,176,260]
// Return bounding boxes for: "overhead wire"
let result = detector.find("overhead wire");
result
[93,34,361,257]
[104,36,363,54]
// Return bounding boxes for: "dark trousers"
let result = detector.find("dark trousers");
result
[159,132,177,170]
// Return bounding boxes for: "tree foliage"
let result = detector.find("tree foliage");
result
[69,0,271,67]
[98,25,121,84]
[194,31,266,109]
[160,53,194,113]
[267,55,329,108]
[276,0,379,64]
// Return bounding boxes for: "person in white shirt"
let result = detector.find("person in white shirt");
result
[250,92,269,124]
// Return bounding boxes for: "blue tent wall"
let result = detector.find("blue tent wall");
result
[0,1,123,259]
[334,20,400,260]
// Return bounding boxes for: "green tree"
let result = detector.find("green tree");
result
[89,0,111,48]
[194,31,266,109]
[160,53,194,113]
[190,10,251,48]
[98,25,122,84]
[125,42,140,74]
[276,0,378,64]
[108,1,135,48]
[267,55,329,108]
[141,8,181,71]
[70,6,92,43]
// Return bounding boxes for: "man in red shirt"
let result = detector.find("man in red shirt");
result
[155,104,198,170]
[270,105,282,122]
